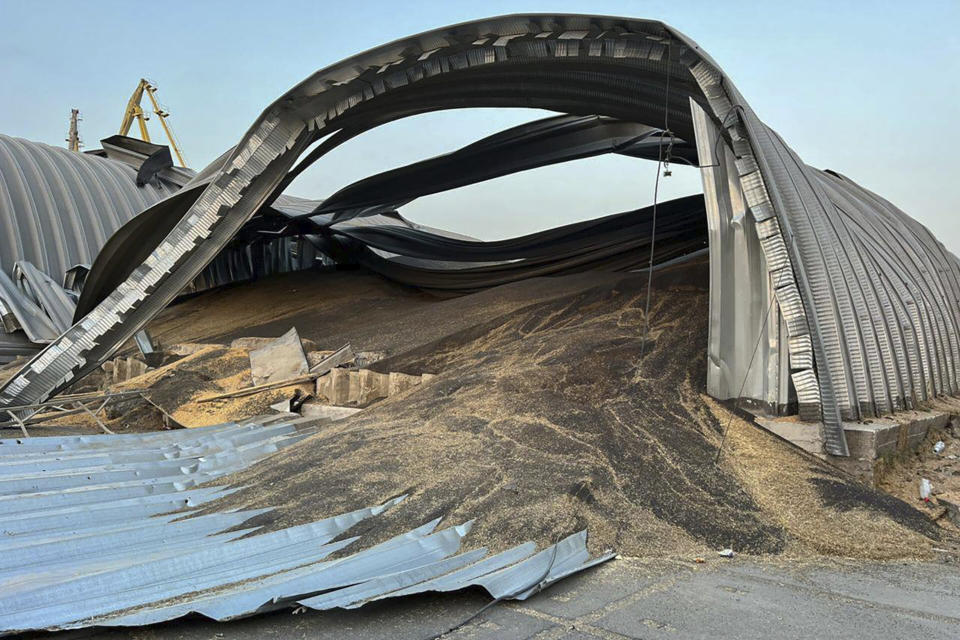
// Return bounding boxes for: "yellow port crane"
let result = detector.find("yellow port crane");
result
[119,78,187,167]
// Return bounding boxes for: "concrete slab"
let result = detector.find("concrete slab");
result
[80,559,960,640]
[757,409,953,484]
[755,416,823,455]
[591,563,960,640]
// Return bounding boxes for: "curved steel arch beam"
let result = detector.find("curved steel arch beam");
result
[0,15,828,449]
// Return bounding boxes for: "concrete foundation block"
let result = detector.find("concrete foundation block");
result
[757,408,952,485]
[327,368,351,405]
[113,357,126,384]
[358,369,389,406]
[389,372,421,396]
[832,409,951,484]
[315,373,327,401]
[348,370,361,404]
[842,418,900,459]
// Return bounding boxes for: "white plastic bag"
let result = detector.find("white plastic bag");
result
[919,478,933,501]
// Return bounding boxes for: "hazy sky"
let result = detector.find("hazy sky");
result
[1,1,957,245]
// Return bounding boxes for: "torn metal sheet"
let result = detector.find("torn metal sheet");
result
[0,421,612,635]
[11,261,77,333]
[248,327,309,386]
[0,269,59,343]
[0,134,322,363]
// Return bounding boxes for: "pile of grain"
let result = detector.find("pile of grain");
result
[205,260,944,560]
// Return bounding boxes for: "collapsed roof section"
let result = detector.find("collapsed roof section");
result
[0,134,181,361]
[0,135,323,362]
[0,420,612,633]
[71,113,706,306]
[0,15,958,456]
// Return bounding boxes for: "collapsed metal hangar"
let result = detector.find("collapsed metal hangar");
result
[2,14,959,457]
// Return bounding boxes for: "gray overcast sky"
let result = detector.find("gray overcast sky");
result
[1,0,957,245]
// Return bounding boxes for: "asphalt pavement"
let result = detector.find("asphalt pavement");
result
[59,555,960,640]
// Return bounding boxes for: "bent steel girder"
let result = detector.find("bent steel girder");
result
[328,194,705,263]
[311,114,696,217]
[70,114,690,319]
[3,14,960,455]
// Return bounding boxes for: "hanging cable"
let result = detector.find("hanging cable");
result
[639,38,673,361]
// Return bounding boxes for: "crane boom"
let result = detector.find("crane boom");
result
[118,78,187,167]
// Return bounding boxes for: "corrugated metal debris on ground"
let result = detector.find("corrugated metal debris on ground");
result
[0,420,613,635]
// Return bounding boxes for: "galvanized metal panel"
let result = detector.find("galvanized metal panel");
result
[0,420,610,634]
[0,134,179,286]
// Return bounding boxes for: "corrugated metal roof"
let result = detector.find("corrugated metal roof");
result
[0,134,184,363]
[0,134,181,281]
[0,419,612,634]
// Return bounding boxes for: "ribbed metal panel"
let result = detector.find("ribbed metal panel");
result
[0,135,179,281]
[0,420,612,634]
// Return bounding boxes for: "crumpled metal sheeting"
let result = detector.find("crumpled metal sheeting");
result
[94,523,611,630]
[0,268,60,343]
[299,530,614,611]
[10,261,77,333]
[321,194,707,292]
[311,114,695,220]
[0,259,78,367]
[0,424,612,635]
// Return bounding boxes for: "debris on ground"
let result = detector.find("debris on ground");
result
[14,258,954,561]
[878,422,960,535]
[199,258,946,561]
[102,355,152,385]
[248,327,310,386]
